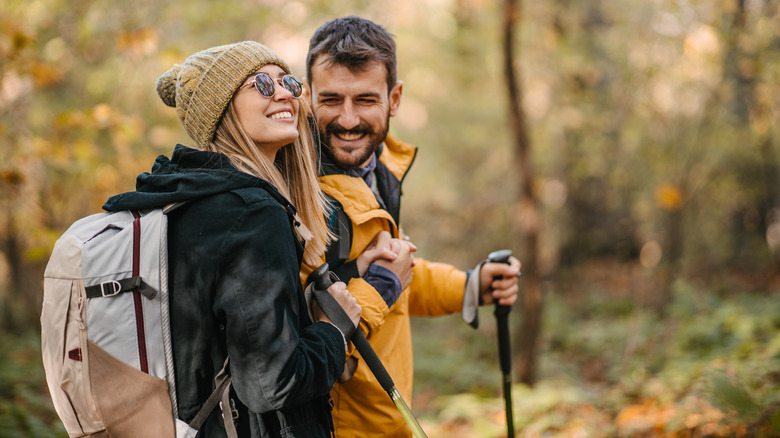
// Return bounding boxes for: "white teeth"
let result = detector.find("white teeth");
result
[269,111,292,120]
[337,132,363,141]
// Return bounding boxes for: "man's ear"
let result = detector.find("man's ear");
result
[302,78,313,104]
[301,78,313,116]
[389,80,403,117]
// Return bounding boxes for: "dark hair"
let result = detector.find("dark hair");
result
[306,16,397,93]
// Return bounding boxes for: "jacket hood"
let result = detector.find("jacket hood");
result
[103,144,289,212]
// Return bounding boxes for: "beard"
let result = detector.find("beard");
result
[321,115,390,170]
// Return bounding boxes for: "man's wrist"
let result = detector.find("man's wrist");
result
[364,263,402,308]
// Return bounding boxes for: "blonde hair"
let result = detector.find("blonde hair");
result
[206,98,332,266]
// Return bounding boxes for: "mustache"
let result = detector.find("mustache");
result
[325,121,373,137]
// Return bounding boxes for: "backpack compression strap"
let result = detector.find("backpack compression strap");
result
[84,277,157,300]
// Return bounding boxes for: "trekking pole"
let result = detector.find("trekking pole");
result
[488,249,516,438]
[307,264,428,438]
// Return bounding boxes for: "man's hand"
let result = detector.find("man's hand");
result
[356,231,397,276]
[374,239,417,291]
[479,256,521,306]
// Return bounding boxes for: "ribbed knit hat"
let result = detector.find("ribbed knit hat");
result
[156,41,291,148]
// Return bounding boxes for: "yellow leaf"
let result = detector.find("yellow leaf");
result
[0,169,25,186]
[116,28,159,57]
[655,183,684,211]
[30,60,64,87]
[92,104,112,127]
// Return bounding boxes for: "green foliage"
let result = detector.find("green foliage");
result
[0,334,66,438]
[411,273,780,436]
[708,372,761,419]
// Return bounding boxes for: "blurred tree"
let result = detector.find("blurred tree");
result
[2,0,780,382]
[502,0,542,385]
[721,0,780,272]
[553,0,642,266]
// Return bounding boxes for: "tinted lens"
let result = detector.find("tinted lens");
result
[282,75,303,98]
[253,74,276,97]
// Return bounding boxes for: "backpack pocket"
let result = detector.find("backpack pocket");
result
[42,234,105,435]
[88,339,175,437]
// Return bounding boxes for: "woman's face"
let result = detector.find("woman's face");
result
[233,64,299,160]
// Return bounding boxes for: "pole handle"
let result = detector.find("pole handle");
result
[306,264,428,437]
[487,250,513,374]
[488,249,513,317]
[487,250,515,438]
[306,264,395,393]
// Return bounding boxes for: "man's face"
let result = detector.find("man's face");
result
[308,58,402,169]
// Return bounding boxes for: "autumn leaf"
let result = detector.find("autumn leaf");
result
[116,28,159,57]
[655,183,684,211]
[30,60,64,87]
[0,168,25,186]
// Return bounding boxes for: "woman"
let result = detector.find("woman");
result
[103,41,361,437]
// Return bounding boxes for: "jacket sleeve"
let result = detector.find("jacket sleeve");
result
[213,198,345,414]
[346,276,389,339]
[407,258,468,317]
[308,260,466,338]
[301,263,390,345]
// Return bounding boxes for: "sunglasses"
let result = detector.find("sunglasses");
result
[241,73,303,99]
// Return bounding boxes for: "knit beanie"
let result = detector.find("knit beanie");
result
[156,41,291,148]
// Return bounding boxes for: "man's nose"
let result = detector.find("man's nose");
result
[337,101,360,130]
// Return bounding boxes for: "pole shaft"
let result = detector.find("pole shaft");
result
[488,250,515,438]
[307,264,428,437]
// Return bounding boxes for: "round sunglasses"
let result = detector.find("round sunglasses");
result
[241,73,303,99]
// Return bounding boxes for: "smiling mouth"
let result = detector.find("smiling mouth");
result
[269,111,293,120]
[336,132,364,141]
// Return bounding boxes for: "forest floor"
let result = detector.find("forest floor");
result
[2,261,779,437]
[410,261,780,437]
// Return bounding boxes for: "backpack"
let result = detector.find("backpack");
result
[41,205,237,438]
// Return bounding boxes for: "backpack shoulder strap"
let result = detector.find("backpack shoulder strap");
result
[188,357,238,438]
[324,198,352,267]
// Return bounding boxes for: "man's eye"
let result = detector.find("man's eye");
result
[358,99,377,105]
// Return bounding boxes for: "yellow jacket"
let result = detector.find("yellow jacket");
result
[302,136,468,437]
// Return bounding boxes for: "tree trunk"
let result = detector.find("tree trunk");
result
[502,0,542,385]
[1,216,20,332]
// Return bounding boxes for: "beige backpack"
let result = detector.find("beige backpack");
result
[41,207,235,437]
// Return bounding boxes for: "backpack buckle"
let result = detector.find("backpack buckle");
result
[219,398,240,421]
[100,281,122,297]
[230,398,239,420]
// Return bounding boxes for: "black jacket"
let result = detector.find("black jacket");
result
[104,144,345,437]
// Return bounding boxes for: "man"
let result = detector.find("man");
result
[301,16,522,437]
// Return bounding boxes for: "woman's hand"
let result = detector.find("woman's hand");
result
[313,281,362,329]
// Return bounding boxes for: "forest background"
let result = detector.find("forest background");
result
[2,0,780,437]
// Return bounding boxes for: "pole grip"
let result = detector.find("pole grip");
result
[307,264,396,393]
[488,249,512,374]
[307,263,427,437]
[488,250,515,438]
